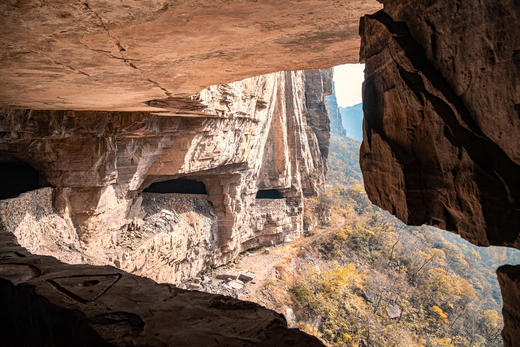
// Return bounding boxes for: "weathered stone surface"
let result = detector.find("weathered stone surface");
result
[0,188,83,265]
[0,226,323,346]
[359,5,520,249]
[380,0,520,165]
[0,0,381,110]
[359,4,520,343]
[305,69,333,162]
[0,69,333,284]
[497,265,520,346]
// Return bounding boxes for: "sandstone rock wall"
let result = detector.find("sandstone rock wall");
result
[359,2,520,343]
[325,83,347,137]
[0,69,333,284]
[359,3,520,249]
[498,265,520,347]
[0,188,83,264]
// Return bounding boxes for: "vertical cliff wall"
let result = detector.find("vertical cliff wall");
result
[359,1,520,249]
[0,69,332,284]
[358,1,520,343]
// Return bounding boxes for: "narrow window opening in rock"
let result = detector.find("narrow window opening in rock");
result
[255,189,283,199]
[0,162,43,199]
[143,178,207,195]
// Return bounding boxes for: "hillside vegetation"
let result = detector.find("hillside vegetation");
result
[250,134,520,346]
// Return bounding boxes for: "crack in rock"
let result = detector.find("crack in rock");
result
[82,0,172,98]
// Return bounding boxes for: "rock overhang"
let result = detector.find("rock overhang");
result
[0,0,382,110]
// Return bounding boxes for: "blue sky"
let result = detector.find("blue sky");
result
[333,64,365,107]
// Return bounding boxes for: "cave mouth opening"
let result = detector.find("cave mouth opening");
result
[256,189,284,199]
[0,161,45,200]
[143,178,208,195]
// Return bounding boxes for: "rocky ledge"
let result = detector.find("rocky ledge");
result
[0,69,333,285]
[0,0,381,110]
[0,225,323,346]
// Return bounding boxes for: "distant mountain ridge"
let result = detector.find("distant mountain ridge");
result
[324,83,346,137]
[339,103,363,142]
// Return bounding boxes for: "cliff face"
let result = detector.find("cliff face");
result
[498,265,520,347]
[0,69,332,284]
[359,2,520,249]
[358,1,520,343]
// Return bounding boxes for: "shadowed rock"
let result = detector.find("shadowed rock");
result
[359,5,520,249]
[0,228,323,346]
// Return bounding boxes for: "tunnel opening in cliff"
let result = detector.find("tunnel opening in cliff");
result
[143,178,208,195]
[0,161,45,200]
[256,189,284,199]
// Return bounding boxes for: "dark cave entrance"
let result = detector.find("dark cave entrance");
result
[143,178,208,195]
[0,162,44,200]
[256,189,284,199]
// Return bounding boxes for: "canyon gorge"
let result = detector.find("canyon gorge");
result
[0,0,519,346]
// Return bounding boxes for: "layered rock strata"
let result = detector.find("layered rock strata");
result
[0,69,332,284]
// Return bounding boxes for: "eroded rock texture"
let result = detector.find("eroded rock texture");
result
[498,265,520,346]
[359,2,520,249]
[0,0,381,110]
[0,69,332,284]
[0,199,323,346]
[359,2,520,343]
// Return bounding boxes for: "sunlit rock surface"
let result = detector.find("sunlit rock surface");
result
[0,0,381,110]
[0,69,332,284]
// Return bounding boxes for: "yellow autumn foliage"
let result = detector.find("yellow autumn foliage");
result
[431,305,449,324]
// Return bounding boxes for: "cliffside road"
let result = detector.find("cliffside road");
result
[184,208,347,326]
[0,223,324,346]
